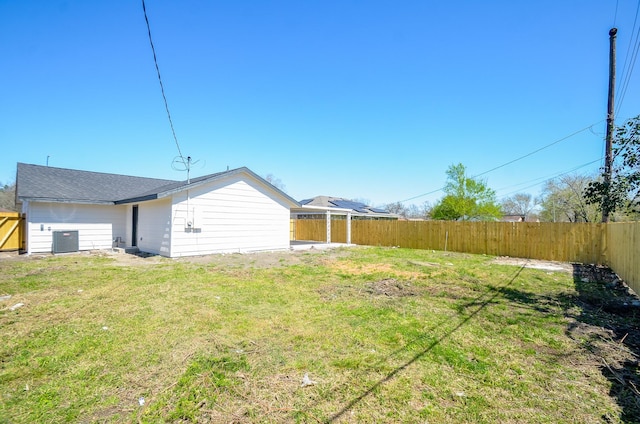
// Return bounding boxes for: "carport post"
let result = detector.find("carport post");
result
[346,212,351,244]
[326,211,331,243]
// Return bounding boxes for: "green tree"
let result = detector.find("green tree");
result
[430,163,501,221]
[585,115,640,219]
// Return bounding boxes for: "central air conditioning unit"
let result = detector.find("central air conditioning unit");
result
[52,230,79,254]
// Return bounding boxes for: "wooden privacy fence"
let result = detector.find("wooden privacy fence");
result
[294,216,349,243]
[351,221,605,264]
[293,219,640,294]
[0,212,24,251]
[606,222,640,295]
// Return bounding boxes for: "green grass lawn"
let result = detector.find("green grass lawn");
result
[0,247,635,423]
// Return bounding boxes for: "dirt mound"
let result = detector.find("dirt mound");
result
[365,278,417,297]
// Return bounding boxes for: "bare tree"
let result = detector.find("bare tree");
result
[501,193,536,218]
[538,174,598,222]
[0,182,16,211]
[384,201,408,218]
[405,201,431,219]
[352,198,372,207]
[264,174,287,193]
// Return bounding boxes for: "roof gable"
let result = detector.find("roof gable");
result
[116,167,299,208]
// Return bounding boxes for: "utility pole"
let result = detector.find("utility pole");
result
[602,27,617,223]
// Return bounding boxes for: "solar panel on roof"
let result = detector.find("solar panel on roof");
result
[331,199,366,210]
[299,198,313,205]
[369,207,388,213]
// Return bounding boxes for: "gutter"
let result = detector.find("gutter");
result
[17,197,115,205]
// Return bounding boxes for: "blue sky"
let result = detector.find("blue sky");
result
[1,0,639,208]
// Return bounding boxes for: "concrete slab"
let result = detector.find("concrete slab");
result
[289,241,354,251]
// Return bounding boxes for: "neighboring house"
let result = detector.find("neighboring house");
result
[15,163,299,257]
[502,214,526,222]
[292,196,397,220]
[290,196,397,244]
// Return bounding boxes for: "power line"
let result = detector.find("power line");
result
[496,158,603,199]
[397,121,603,203]
[616,0,640,114]
[472,121,604,179]
[141,0,184,160]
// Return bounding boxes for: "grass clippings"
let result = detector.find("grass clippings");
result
[1,247,638,423]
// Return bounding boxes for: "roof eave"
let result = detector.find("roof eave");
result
[114,194,159,205]
[294,205,353,213]
[17,197,115,205]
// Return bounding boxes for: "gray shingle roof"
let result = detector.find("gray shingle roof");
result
[16,163,300,208]
[299,196,392,215]
[16,163,177,204]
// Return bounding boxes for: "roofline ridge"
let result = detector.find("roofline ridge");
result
[18,162,178,183]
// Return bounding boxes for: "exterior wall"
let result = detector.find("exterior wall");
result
[169,176,290,257]
[25,202,127,254]
[135,198,172,256]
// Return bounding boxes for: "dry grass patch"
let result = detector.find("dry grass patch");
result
[327,259,425,279]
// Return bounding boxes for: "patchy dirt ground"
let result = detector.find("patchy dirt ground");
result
[491,256,574,273]
[0,250,582,273]
[0,245,354,269]
[365,278,418,297]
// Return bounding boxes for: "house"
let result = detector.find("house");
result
[292,196,397,220]
[15,163,299,257]
[502,214,526,222]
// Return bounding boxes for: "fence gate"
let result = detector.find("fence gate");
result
[0,212,25,251]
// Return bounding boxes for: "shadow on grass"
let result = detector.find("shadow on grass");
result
[570,264,640,423]
[327,262,640,422]
[326,264,526,422]
[449,264,640,422]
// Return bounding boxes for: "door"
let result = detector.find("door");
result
[132,205,138,247]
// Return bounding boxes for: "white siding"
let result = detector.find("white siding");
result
[136,198,172,256]
[26,202,127,254]
[169,175,290,257]
[23,173,292,257]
